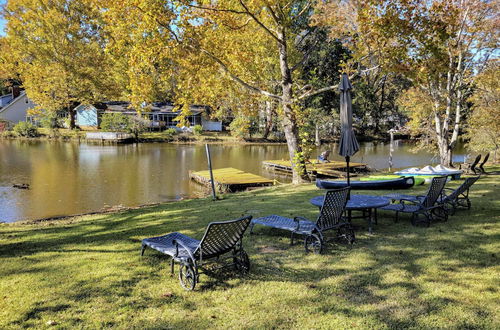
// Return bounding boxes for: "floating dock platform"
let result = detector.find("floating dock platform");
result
[86,132,134,143]
[190,167,274,192]
[263,159,369,178]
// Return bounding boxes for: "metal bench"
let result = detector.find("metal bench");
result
[250,187,353,254]
[141,215,252,290]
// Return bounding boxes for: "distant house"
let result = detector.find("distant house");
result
[75,101,223,131]
[0,87,36,125]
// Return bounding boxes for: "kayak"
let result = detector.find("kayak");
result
[316,176,415,190]
[360,175,425,186]
[395,165,462,180]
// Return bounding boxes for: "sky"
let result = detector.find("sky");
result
[0,0,5,36]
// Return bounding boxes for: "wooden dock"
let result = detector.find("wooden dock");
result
[190,167,274,192]
[86,132,134,143]
[263,159,369,178]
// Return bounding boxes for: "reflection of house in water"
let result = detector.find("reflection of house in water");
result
[75,101,222,131]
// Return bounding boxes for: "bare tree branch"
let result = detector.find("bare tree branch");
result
[199,48,283,101]
[186,4,246,15]
[238,0,282,44]
[296,84,338,100]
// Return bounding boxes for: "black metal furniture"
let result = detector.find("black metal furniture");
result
[141,215,252,290]
[310,194,390,233]
[381,176,448,226]
[251,187,352,254]
[459,154,481,174]
[385,176,480,215]
[479,153,489,174]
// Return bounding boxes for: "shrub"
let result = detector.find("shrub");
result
[229,116,250,140]
[40,112,59,129]
[164,128,177,139]
[1,130,16,138]
[192,124,203,136]
[100,113,129,131]
[127,115,151,139]
[13,122,39,137]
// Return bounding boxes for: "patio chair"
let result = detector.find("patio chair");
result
[141,215,252,290]
[459,154,481,174]
[441,176,480,214]
[384,176,480,216]
[381,176,448,227]
[250,187,353,254]
[479,153,489,173]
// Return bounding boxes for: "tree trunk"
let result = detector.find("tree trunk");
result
[262,100,273,139]
[69,107,76,129]
[315,123,320,146]
[277,28,306,184]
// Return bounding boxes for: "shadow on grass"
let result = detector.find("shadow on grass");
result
[1,173,499,328]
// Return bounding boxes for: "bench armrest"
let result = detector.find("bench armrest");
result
[400,198,421,206]
[172,239,196,263]
[294,216,310,231]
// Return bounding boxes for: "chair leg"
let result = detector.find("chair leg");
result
[394,211,399,223]
[140,244,146,256]
[170,258,175,275]
[249,223,255,234]
[290,232,294,245]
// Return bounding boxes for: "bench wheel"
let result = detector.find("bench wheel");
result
[179,263,197,291]
[304,234,322,254]
[337,225,355,245]
[234,250,250,273]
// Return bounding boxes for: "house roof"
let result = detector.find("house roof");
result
[0,91,27,115]
[90,101,207,115]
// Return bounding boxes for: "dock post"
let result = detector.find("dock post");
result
[205,144,217,200]
[388,128,395,170]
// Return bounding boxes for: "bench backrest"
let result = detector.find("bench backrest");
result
[470,154,482,172]
[422,176,447,208]
[446,176,480,201]
[479,153,489,169]
[197,215,252,259]
[316,187,349,231]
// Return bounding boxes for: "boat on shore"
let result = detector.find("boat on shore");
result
[395,165,462,180]
[316,176,415,190]
[360,175,425,185]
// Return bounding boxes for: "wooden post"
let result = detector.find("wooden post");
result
[388,129,395,171]
[205,144,217,200]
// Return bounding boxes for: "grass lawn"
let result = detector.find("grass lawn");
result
[1,169,499,328]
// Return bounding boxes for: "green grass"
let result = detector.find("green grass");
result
[1,168,499,328]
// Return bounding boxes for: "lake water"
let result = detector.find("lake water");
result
[0,140,467,222]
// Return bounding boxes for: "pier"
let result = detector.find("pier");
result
[86,132,134,143]
[262,159,369,178]
[190,167,274,192]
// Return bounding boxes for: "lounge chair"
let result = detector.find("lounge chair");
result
[385,176,480,215]
[381,176,448,226]
[141,215,252,290]
[441,176,480,214]
[250,187,353,254]
[459,154,481,174]
[479,153,489,173]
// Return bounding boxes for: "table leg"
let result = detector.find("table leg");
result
[368,208,373,234]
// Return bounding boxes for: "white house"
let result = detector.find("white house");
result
[0,90,36,124]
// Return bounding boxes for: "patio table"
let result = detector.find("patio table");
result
[310,194,390,233]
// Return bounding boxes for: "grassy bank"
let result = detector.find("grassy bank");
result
[1,170,499,328]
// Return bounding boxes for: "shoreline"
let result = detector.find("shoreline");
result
[1,128,407,144]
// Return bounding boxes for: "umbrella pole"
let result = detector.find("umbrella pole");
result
[346,156,351,200]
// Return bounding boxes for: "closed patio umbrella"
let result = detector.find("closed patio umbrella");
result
[339,73,359,193]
